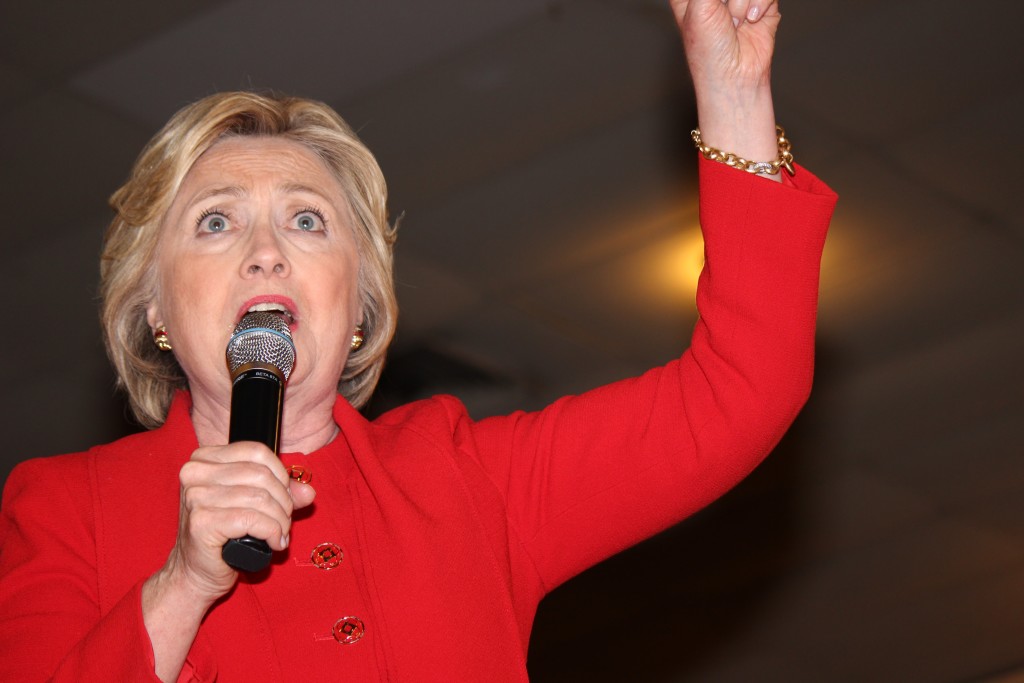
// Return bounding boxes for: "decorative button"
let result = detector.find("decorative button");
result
[287,465,312,484]
[311,542,343,570]
[333,616,365,644]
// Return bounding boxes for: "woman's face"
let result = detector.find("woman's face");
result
[147,136,361,410]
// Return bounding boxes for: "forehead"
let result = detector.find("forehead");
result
[180,136,345,197]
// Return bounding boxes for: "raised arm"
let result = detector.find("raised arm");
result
[463,0,836,592]
[672,0,783,181]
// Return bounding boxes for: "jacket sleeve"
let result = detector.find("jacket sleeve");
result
[466,156,838,592]
[0,456,215,683]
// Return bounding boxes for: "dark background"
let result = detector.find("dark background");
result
[2,1,1022,680]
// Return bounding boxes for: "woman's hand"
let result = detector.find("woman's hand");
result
[670,0,782,173]
[142,443,315,681]
[166,442,314,595]
[671,0,780,91]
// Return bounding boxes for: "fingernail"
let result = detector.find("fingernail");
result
[732,16,740,27]
[282,534,290,548]
[747,6,759,20]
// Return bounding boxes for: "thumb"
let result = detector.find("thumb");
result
[289,481,317,509]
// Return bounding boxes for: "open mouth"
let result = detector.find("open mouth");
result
[245,302,295,326]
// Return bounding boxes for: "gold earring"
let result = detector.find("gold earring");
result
[350,326,364,351]
[154,326,172,352]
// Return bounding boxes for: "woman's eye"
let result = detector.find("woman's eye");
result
[294,210,326,232]
[198,212,229,233]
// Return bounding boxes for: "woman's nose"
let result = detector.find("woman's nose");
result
[241,225,290,278]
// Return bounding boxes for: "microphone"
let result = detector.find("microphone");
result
[221,310,296,573]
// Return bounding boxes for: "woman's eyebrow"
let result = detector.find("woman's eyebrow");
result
[187,185,246,207]
[182,183,339,210]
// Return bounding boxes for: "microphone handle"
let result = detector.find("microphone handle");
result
[222,367,284,573]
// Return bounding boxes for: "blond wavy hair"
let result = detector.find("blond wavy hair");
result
[101,91,397,428]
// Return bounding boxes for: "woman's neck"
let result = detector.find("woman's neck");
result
[188,385,340,454]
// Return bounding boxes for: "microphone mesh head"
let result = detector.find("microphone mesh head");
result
[226,311,296,380]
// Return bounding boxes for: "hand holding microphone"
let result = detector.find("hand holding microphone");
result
[142,318,306,678]
[221,311,297,572]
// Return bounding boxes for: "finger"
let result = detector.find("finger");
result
[183,481,295,548]
[188,503,292,551]
[289,479,317,509]
[192,442,291,489]
[743,0,778,23]
[183,481,295,529]
[725,0,751,26]
[180,462,296,523]
[181,459,294,506]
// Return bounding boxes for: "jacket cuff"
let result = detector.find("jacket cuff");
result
[49,581,217,683]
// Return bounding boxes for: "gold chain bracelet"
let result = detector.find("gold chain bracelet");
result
[690,125,795,177]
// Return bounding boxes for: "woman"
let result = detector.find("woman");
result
[0,1,836,681]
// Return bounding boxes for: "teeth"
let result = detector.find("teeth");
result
[247,302,294,324]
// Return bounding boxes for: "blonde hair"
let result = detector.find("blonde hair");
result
[101,91,397,427]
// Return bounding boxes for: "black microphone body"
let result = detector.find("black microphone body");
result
[229,365,284,451]
[221,312,296,573]
[221,365,284,572]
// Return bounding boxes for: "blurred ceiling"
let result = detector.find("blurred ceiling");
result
[1,1,1022,681]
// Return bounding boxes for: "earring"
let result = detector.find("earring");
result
[350,325,364,351]
[153,326,172,352]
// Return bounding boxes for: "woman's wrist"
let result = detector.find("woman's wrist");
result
[142,566,212,682]
[694,82,777,161]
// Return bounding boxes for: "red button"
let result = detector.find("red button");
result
[286,465,312,484]
[311,542,343,570]
[333,616,365,644]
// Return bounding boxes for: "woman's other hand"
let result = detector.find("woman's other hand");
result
[670,0,782,176]
[142,443,315,681]
[671,0,779,90]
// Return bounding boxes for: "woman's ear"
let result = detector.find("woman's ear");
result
[146,299,162,330]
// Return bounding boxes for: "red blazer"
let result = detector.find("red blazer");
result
[0,157,836,682]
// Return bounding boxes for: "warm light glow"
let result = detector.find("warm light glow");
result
[623,225,705,312]
[654,228,706,299]
[569,202,705,323]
